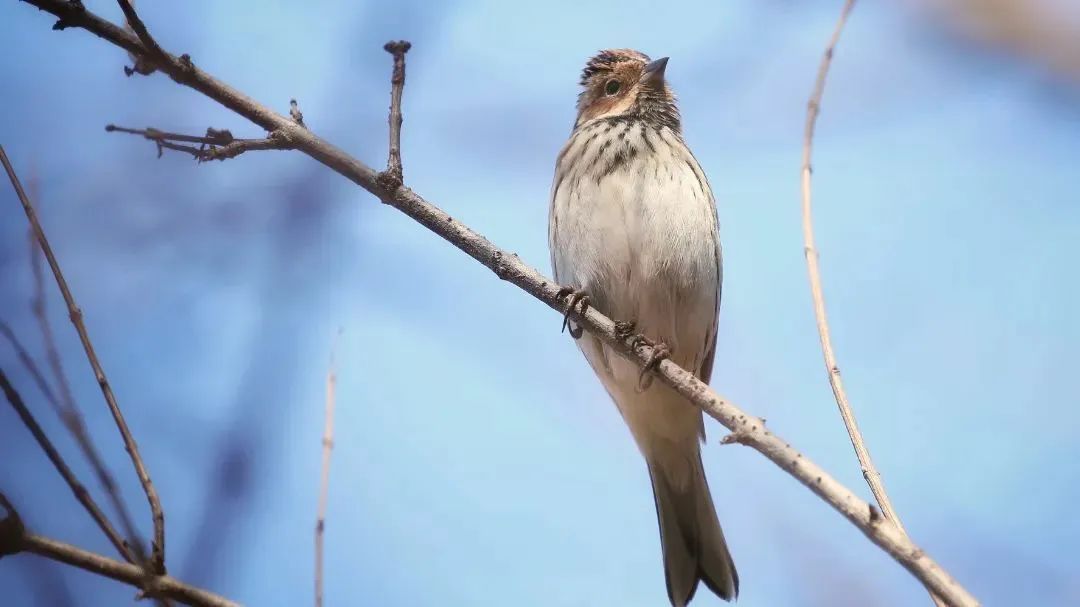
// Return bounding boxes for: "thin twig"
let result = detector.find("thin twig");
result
[314,330,341,607]
[0,493,237,607]
[20,180,154,570]
[802,0,900,542]
[0,321,60,414]
[16,4,980,604]
[0,367,133,563]
[105,124,291,162]
[0,144,167,575]
[800,4,949,607]
[24,168,80,424]
[380,40,411,189]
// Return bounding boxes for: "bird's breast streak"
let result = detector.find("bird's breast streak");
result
[552,124,718,338]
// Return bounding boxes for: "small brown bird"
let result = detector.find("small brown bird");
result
[548,50,737,605]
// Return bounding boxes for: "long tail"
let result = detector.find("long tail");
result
[648,447,738,606]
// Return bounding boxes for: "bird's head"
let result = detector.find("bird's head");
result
[574,49,680,132]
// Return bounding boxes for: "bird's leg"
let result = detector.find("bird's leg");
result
[556,286,590,339]
[615,320,668,390]
[637,342,671,392]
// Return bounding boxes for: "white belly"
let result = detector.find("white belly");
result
[549,119,722,448]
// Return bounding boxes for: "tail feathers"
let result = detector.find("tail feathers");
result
[648,451,738,606]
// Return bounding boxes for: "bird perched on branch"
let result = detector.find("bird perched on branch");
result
[548,49,737,606]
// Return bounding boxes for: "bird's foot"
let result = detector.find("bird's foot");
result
[614,320,637,341]
[637,341,671,392]
[615,320,652,351]
[556,286,590,339]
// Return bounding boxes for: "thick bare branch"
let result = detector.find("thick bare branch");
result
[0,493,237,607]
[0,366,133,563]
[0,144,167,574]
[13,2,980,604]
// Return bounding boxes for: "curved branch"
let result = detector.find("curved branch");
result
[799,4,947,606]
[14,2,980,605]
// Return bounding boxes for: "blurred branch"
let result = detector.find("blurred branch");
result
[13,1,980,605]
[20,178,154,572]
[105,125,293,162]
[0,321,60,417]
[314,331,341,607]
[0,365,133,563]
[799,3,948,606]
[0,492,238,607]
[801,0,902,551]
[0,144,167,574]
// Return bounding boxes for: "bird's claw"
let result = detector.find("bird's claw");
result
[637,342,671,392]
[616,320,652,351]
[556,286,590,339]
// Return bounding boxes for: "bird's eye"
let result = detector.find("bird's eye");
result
[604,79,621,96]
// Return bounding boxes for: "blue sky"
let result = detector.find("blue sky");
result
[1,1,1078,605]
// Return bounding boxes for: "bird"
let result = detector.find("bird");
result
[548,49,737,605]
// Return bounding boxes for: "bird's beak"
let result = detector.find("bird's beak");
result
[642,57,669,87]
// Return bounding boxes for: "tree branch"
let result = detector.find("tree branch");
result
[799,3,948,606]
[13,2,981,605]
[0,365,133,563]
[115,0,166,76]
[0,493,238,607]
[314,331,340,607]
[0,143,167,574]
[105,125,292,162]
[14,167,171,606]
[380,40,411,189]
[17,181,153,567]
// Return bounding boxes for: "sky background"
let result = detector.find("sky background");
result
[1,1,1078,605]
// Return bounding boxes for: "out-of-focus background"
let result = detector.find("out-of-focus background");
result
[1,1,1077,605]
